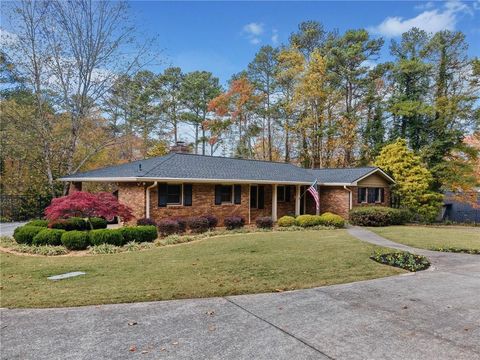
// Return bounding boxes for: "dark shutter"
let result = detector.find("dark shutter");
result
[250,186,258,208]
[258,185,265,209]
[380,188,385,203]
[358,188,365,203]
[214,185,222,205]
[234,185,241,204]
[285,186,291,202]
[158,183,168,207]
[367,188,376,204]
[183,184,192,206]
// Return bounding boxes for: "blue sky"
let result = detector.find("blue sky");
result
[130,0,480,84]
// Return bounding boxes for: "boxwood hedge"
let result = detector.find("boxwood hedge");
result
[32,229,65,246]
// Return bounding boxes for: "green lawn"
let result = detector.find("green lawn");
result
[0,230,404,308]
[369,226,480,251]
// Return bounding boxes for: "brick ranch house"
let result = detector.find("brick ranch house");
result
[59,151,395,225]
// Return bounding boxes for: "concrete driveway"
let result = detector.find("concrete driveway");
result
[0,222,27,237]
[1,228,479,359]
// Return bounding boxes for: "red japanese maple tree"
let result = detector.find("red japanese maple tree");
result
[45,191,134,225]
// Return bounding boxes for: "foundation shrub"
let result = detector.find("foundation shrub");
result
[61,231,90,250]
[120,226,158,243]
[187,217,209,234]
[277,216,296,227]
[256,216,273,229]
[224,216,245,230]
[318,212,345,228]
[136,217,157,226]
[349,207,410,226]
[25,219,49,227]
[202,214,218,229]
[295,215,321,227]
[32,229,65,246]
[157,219,180,236]
[89,229,124,246]
[13,226,44,245]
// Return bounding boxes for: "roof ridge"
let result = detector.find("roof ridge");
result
[309,166,377,170]
[172,152,301,167]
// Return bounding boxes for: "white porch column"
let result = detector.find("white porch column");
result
[295,184,301,216]
[272,184,278,222]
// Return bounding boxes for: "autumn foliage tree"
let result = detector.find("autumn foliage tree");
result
[208,77,262,157]
[374,139,443,222]
[45,192,133,227]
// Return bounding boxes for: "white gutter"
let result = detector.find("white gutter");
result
[57,176,313,185]
[145,181,158,219]
[343,185,353,210]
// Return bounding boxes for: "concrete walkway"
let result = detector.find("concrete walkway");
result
[1,228,479,360]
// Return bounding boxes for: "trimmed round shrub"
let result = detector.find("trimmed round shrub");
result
[202,214,218,229]
[318,212,345,228]
[224,216,245,230]
[61,231,90,250]
[89,229,124,246]
[13,226,45,245]
[256,216,273,229]
[349,206,410,226]
[50,217,88,231]
[120,226,158,243]
[187,217,209,234]
[172,217,188,232]
[89,217,108,229]
[157,219,180,236]
[277,216,296,227]
[137,217,157,226]
[25,219,49,227]
[32,229,65,246]
[295,215,321,227]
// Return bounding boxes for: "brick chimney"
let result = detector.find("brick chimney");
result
[170,141,191,154]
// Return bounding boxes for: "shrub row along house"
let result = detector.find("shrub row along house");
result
[59,144,395,226]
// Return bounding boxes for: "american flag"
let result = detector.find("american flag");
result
[307,179,320,212]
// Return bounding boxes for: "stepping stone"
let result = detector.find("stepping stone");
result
[48,272,86,281]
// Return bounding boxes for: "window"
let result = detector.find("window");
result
[220,185,233,203]
[277,186,286,202]
[358,188,367,203]
[167,184,182,205]
[358,187,384,204]
[158,183,184,207]
[373,188,384,203]
[250,185,258,208]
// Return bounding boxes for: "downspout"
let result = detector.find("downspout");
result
[344,185,353,210]
[146,181,158,219]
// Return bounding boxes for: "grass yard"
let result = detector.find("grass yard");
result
[370,226,480,251]
[0,230,404,308]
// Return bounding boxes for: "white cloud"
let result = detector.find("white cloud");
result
[370,0,471,37]
[243,22,264,36]
[271,29,279,45]
[242,22,265,45]
[414,2,434,11]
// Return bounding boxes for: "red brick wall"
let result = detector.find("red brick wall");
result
[149,183,249,226]
[351,186,391,208]
[118,182,298,226]
[118,183,146,222]
[318,186,350,218]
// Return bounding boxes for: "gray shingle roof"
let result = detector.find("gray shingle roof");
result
[307,167,380,184]
[59,153,315,184]
[59,153,393,185]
